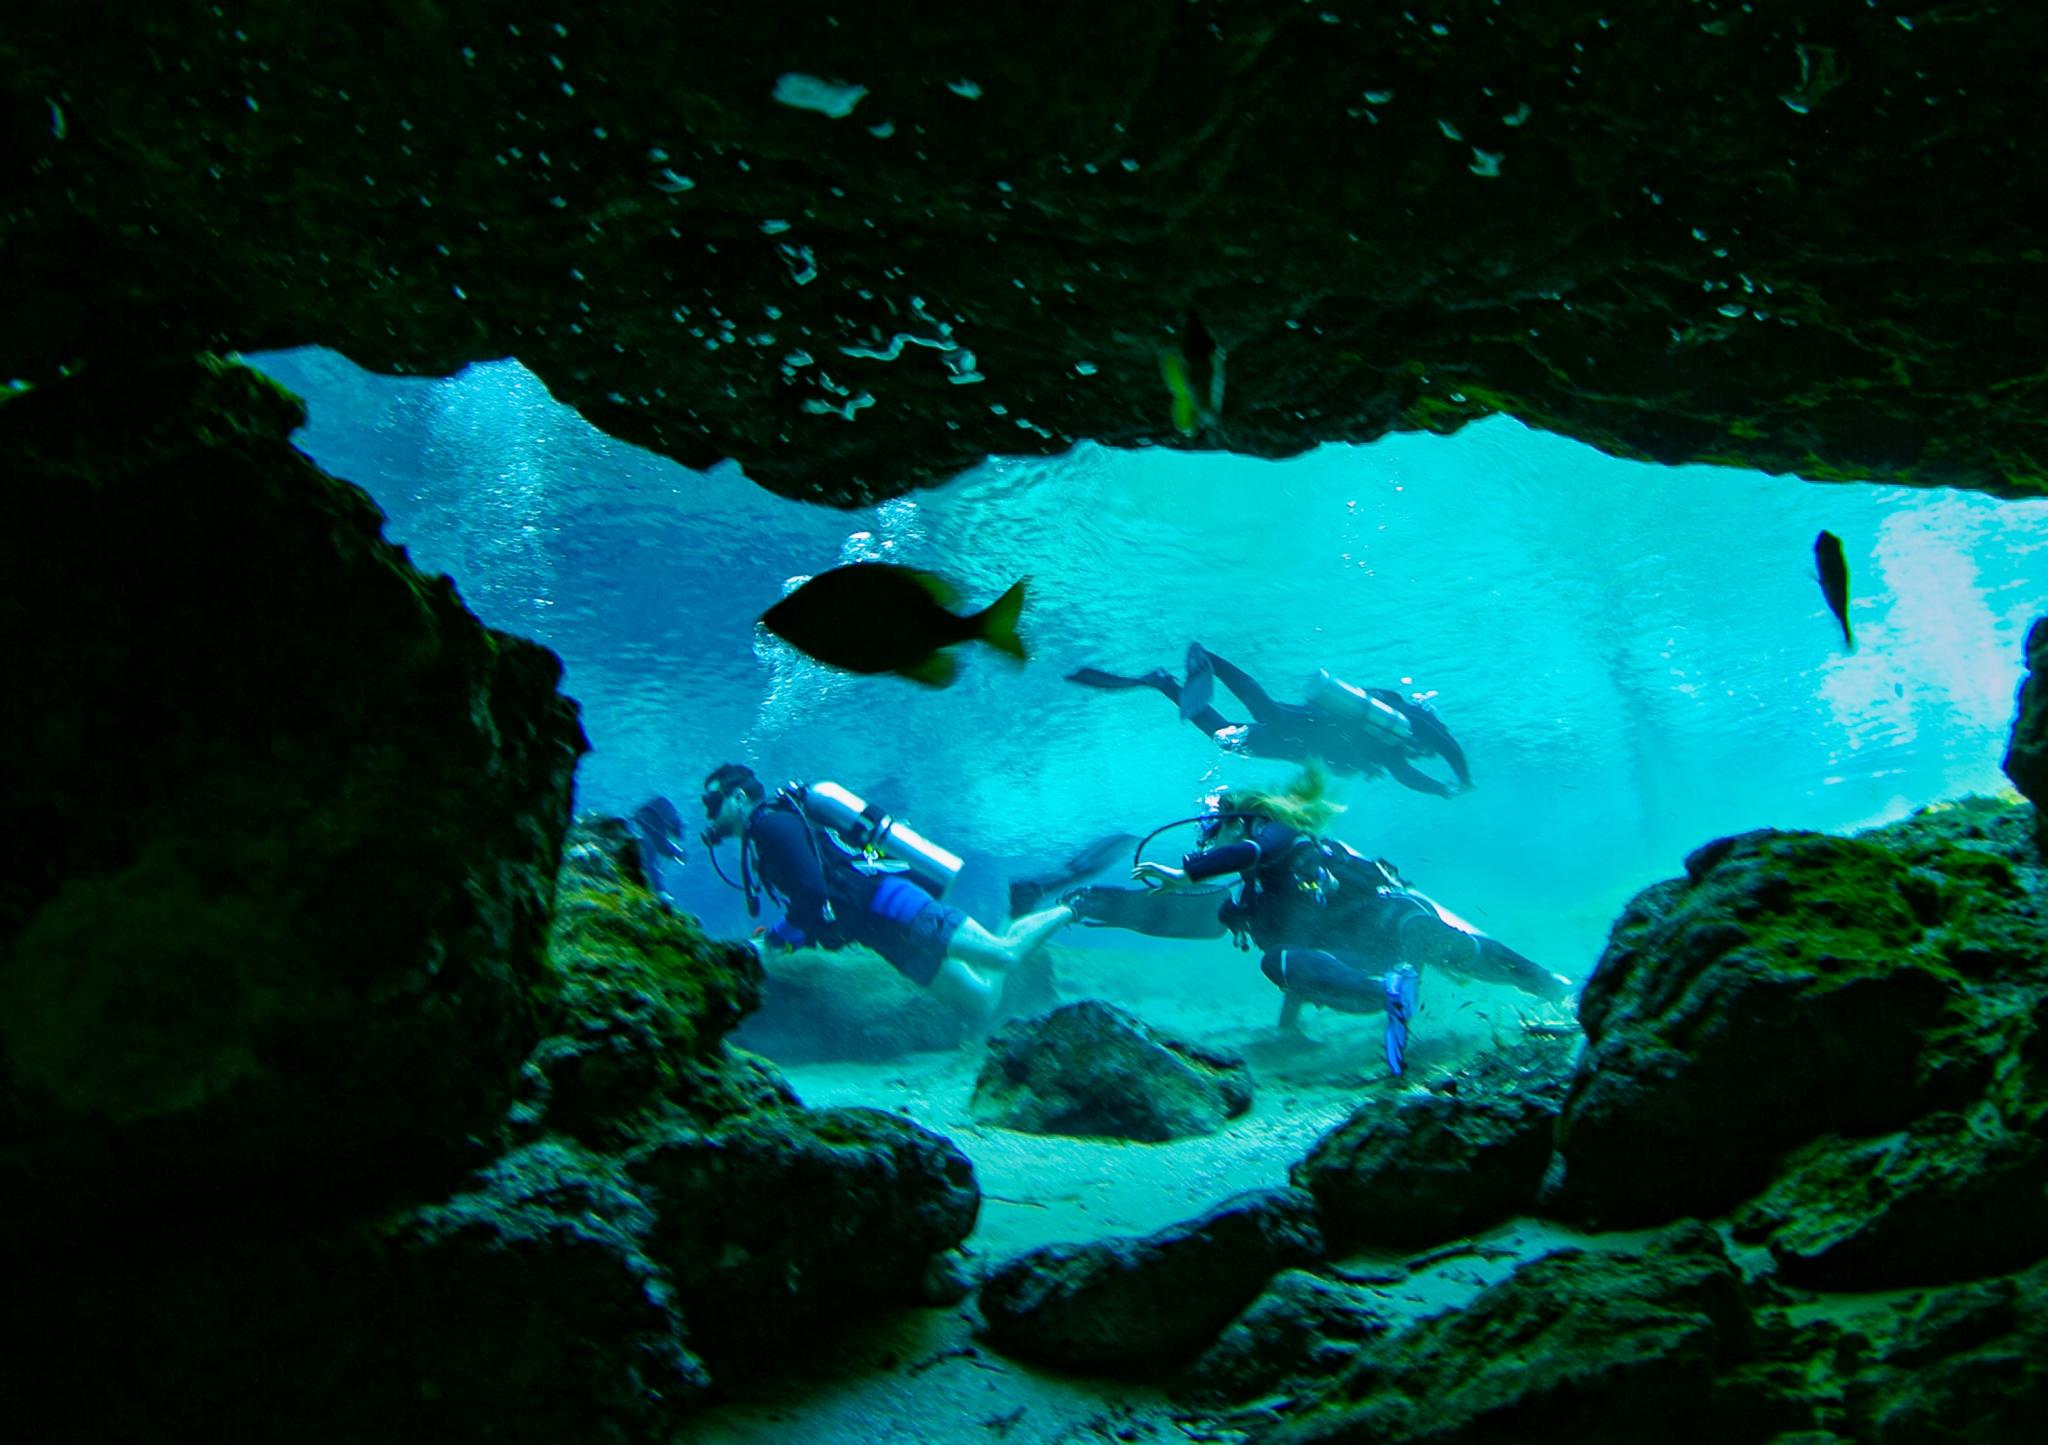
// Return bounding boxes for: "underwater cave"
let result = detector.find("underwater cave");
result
[6,3,2048,1442]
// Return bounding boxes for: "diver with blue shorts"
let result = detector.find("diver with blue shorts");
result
[1069,643,1471,798]
[699,763,1075,1025]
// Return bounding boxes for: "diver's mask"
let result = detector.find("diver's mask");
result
[1196,791,1231,846]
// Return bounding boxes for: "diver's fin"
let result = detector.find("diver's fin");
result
[1067,884,1231,939]
[1180,643,1216,722]
[900,651,959,688]
[1068,666,1150,690]
[1008,833,1139,920]
[1382,965,1420,1076]
[973,579,1029,661]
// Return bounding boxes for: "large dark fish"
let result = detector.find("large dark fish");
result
[1007,832,1140,918]
[1814,530,1854,650]
[761,563,1026,687]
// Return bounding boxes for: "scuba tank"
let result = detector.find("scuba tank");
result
[795,780,964,899]
[1306,669,1416,748]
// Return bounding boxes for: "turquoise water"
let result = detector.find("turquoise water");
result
[253,347,2046,982]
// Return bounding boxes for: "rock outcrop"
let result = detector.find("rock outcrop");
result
[1291,1038,1573,1251]
[1159,795,2048,1442]
[2007,617,2048,843]
[978,1187,1323,1375]
[0,355,587,1235]
[7,5,2048,502]
[1552,817,2030,1228]
[0,363,981,1441]
[969,999,1253,1141]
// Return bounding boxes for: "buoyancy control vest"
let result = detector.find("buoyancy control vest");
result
[1223,825,1428,959]
[740,780,961,928]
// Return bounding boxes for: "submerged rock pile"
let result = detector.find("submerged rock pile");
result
[0,362,980,1442]
[972,794,2048,1442]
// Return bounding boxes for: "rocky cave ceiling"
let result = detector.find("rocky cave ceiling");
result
[5,0,2045,505]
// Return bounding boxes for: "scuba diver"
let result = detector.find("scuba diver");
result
[699,763,1076,1025]
[1093,765,1569,1075]
[1068,643,1471,798]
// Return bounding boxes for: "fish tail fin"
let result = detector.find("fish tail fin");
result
[974,579,1028,661]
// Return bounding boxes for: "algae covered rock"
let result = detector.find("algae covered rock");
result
[1554,829,1983,1227]
[1269,1222,1756,1445]
[522,817,768,1141]
[1292,1088,1559,1252]
[0,356,586,1234]
[626,1102,980,1373]
[2006,617,2048,842]
[731,941,966,1063]
[969,999,1253,1141]
[1177,1268,1396,1408]
[1732,1105,2048,1291]
[978,1188,1324,1376]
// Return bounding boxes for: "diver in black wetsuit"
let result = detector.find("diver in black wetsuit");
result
[700,763,1075,1025]
[1068,643,1471,799]
[1117,765,1567,1074]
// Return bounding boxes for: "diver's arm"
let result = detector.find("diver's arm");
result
[750,810,834,943]
[1183,839,1262,881]
[1132,861,1193,891]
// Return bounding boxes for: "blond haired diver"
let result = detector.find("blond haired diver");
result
[1067,644,1470,799]
[700,764,1075,1025]
[1093,767,1568,1074]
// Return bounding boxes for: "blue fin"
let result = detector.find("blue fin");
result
[1382,965,1421,1076]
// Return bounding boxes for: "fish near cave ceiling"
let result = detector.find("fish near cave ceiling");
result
[4,0,2045,505]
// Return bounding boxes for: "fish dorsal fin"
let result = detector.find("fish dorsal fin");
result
[901,651,959,688]
[905,569,959,609]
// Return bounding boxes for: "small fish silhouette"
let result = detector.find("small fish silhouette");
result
[1814,530,1854,651]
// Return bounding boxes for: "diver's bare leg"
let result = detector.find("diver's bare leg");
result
[947,904,1075,973]
[928,957,1003,1024]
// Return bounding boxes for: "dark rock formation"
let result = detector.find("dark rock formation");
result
[731,941,966,1063]
[8,5,2048,502]
[0,355,586,1235]
[2006,617,2048,842]
[1292,1086,1560,1253]
[1732,1104,2048,1292]
[1268,1222,1757,1445]
[969,999,1253,1141]
[1553,820,2030,1228]
[1176,1268,1396,1409]
[978,1187,1323,1376]
[1833,1261,2048,1441]
[0,363,981,1439]
[625,1101,981,1375]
